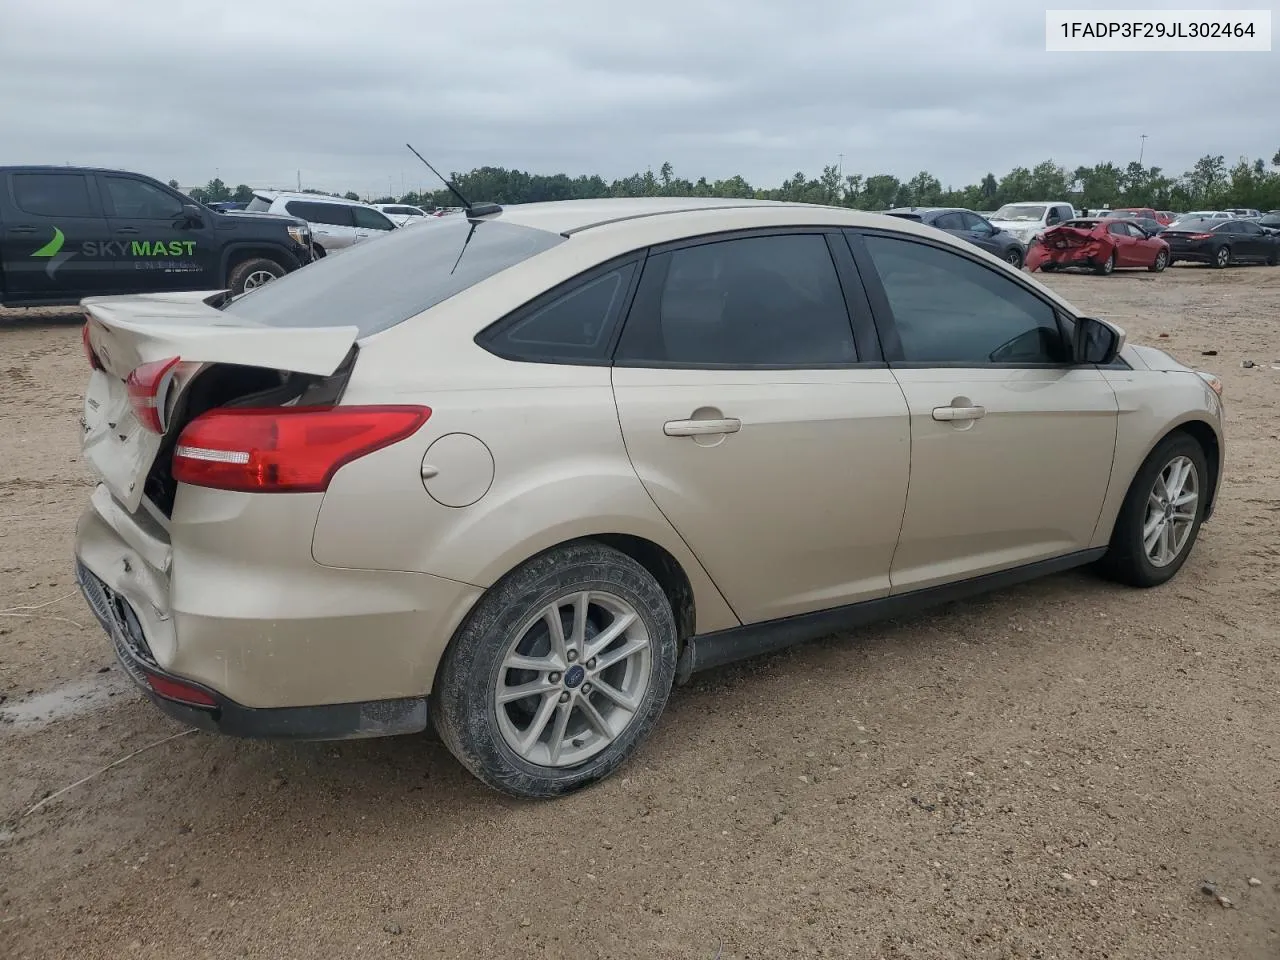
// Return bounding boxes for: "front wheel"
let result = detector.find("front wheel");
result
[1094,251,1116,275]
[1097,433,1208,588]
[1003,247,1024,269]
[1212,245,1232,269]
[227,257,285,296]
[1149,249,1169,273]
[433,541,678,798]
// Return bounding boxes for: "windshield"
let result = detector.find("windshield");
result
[1109,210,1138,218]
[992,204,1046,221]
[223,216,565,336]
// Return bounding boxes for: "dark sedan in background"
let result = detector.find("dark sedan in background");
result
[1160,218,1280,268]
[886,207,1027,267]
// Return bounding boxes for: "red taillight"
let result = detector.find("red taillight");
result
[126,356,181,433]
[1188,233,1214,240]
[172,405,431,494]
[82,322,102,371]
[145,673,217,707]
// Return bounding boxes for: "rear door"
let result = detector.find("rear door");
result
[1,170,114,299]
[97,173,218,291]
[285,200,357,252]
[611,230,911,624]
[851,229,1118,593]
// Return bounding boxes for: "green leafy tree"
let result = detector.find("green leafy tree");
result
[343,191,361,201]
[167,179,181,190]
[233,184,254,203]
[1185,155,1227,204]
[202,178,231,202]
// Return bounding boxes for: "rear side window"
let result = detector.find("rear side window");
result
[223,217,565,337]
[285,201,355,227]
[12,173,95,217]
[479,262,638,363]
[862,234,1067,365]
[615,233,857,367]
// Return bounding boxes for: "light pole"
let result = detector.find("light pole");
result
[1138,134,1148,166]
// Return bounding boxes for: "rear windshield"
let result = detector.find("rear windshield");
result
[1168,219,1215,231]
[222,216,565,336]
[246,196,273,212]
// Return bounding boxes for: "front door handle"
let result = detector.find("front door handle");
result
[9,225,36,234]
[664,417,741,437]
[932,404,986,422]
[116,227,140,235]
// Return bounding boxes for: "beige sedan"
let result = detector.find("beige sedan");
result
[74,198,1225,797]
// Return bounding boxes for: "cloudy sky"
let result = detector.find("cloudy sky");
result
[2,0,1274,196]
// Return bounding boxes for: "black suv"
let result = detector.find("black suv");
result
[0,166,314,307]
[885,207,1027,268]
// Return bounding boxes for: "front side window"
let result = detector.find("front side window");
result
[960,212,990,232]
[352,206,395,230]
[862,234,1067,365]
[12,173,94,217]
[615,233,856,367]
[932,212,965,231]
[103,176,183,219]
[1107,222,1129,236]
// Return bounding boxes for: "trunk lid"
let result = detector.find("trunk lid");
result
[81,291,359,513]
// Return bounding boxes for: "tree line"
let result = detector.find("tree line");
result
[177,149,1280,213]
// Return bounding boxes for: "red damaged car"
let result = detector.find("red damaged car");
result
[1026,217,1171,275]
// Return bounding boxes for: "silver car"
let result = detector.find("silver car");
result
[245,191,397,257]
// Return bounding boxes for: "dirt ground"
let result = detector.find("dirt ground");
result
[1,266,1278,960]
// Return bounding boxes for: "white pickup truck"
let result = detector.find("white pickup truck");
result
[987,201,1075,246]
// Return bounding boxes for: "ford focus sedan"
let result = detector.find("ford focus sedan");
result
[75,198,1225,798]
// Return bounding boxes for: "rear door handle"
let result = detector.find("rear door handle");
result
[932,405,986,422]
[664,418,741,437]
[9,225,37,234]
[116,227,140,235]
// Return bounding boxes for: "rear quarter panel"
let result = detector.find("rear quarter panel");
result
[309,276,739,635]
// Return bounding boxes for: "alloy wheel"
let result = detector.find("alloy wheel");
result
[242,269,278,290]
[1143,455,1199,567]
[494,591,653,768]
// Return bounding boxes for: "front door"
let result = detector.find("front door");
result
[611,231,911,625]
[0,170,115,299]
[853,231,1118,593]
[351,205,398,243]
[958,211,1001,255]
[96,173,217,291]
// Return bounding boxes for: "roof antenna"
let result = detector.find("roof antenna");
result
[405,144,501,219]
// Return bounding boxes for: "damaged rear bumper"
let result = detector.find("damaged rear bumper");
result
[75,559,430,739]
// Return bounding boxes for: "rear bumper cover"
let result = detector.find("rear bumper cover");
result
[76,560,429,740]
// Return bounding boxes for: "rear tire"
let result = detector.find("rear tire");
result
[1212,245,1231,269]
[227,257,285,296]
[1148,249,1169,273]
[1096,432,1208,588]
[1094,251,1116,275]
[433,541,679,798]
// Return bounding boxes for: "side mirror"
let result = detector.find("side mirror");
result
[181,203,205,224]
[989,225,1001,235]
[1073,316,1124,365]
